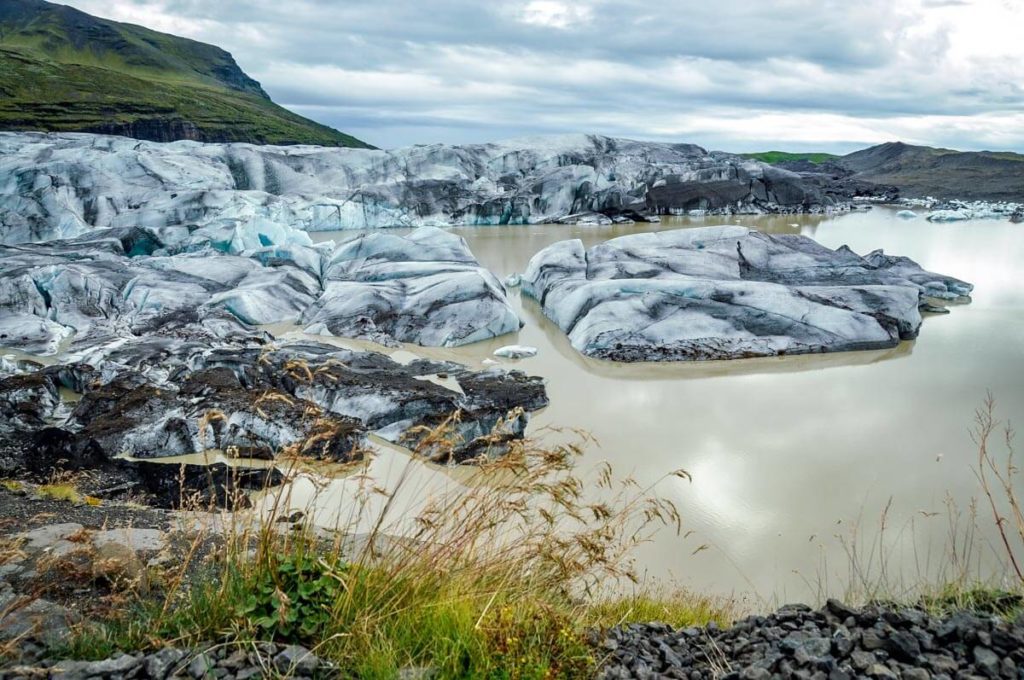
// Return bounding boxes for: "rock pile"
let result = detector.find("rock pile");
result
[597,600,1024,679]
[1,642,333,679]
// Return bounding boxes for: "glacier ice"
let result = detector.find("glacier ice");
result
[522,226,973,362]
[0,224,521,351]
[0,132,838,246]
[493,345,538,359]
[0,314,72,356]
[301,228,522,347]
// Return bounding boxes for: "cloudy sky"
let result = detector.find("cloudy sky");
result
[63,0,1024,152]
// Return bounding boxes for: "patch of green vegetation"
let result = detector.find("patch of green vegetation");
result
[919,585,1023,618]
[742,151,840,165]
[0,1,370,147]
[36,482,83,504]
[978,151,1024,163]
[62,546,737,679]
[586,590,736,630]
[238,551,346,643]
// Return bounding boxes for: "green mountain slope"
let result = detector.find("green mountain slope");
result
[0,0,371,147]
[741,151,839,165]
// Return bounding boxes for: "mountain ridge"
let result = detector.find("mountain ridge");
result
[745,141,1024,201]
[0,0,371,147]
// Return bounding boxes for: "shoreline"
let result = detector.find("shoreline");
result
[1,482,1021,679]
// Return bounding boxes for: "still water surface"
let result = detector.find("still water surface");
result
[295,208,1024,602]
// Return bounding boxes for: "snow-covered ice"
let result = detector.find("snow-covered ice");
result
[0,224,522,351]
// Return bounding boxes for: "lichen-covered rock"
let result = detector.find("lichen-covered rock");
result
[523,226,972,361]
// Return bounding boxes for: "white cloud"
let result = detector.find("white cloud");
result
[56,0,1024,152]
[515,1,594,29]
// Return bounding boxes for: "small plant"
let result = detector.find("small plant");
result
[0,536,25,566]
[921,584,1023,617]
[237,551,346,643]
[972,393,1022,586]
[36,483,83,504]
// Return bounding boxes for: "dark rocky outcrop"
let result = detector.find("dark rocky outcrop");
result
[769,142,1024,202]
[0,336,548,483]
[645,162,823,214]
[598,600,1024,679]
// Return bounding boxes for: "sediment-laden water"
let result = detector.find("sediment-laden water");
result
[288,207,1024,603]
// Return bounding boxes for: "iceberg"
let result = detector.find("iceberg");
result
[522,226,973,362]
[493,345,538,359]
[302,228,522,347]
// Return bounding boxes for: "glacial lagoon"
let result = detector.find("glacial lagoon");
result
[280,206,1024,603]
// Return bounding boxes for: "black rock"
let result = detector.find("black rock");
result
[972,646,1000,678]
[885,630,922,662]
[595,602,1024,680]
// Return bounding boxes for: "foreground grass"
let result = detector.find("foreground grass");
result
[24,396,1024,678]
[61,553,737,679]
[45,420,735,679]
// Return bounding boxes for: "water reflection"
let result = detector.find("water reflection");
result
[516,294,916,381]
[310,207,1024,602]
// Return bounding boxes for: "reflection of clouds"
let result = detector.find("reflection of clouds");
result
[263,438,475,535]
[307,210,1023,600]
[806,212,1024,309]
[683,439,774,539]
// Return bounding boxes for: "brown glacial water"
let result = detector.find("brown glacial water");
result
[291,206,1024,604]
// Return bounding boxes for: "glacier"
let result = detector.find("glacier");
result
[521,226,973,362]
[0,132,839,245]
[0,330,549,465]
[0,215,543,467]
[0,223,520,350]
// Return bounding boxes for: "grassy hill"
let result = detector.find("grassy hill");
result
[741,151,839,165]
[0,0,371,147]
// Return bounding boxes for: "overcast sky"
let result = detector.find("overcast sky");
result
[62,0,1024,152]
